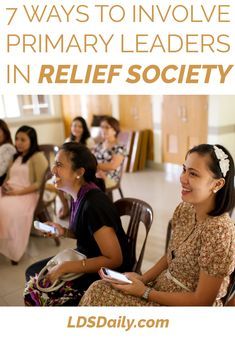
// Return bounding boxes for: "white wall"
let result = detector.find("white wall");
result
[8,96,65,146]
[208,96,235,159]
[7,95,235,162]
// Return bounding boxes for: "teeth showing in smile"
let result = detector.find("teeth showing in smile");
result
[182,188,191,192]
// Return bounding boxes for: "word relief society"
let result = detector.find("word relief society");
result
[35,64,233,84]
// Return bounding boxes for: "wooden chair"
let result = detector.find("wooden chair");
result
[165,219,172,253]
[33,168,60,246]
[39,144,59,164]
[114,197,153,273]
[105,131,134,201]
[39,144,59,214]
[105,162,124,201]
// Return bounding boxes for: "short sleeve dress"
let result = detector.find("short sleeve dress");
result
[80,202,235,306]
[94,142,126,187]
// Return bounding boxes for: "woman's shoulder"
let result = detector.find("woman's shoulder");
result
[30,151,47,160]
[205,213,235,234]
[83,189,115,209]
[86,137,95,149]
[29,151,48,167]
[173,202,194,219]
[0,143,16,154]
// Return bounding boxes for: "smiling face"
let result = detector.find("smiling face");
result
[51,150,82,196]
[71,120,83,141]
[100,120,116,140]
[15,132,31,155]
[180,152,223,214]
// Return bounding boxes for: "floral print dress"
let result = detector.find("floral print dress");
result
[94,143,126,188]
[79,203,235,306]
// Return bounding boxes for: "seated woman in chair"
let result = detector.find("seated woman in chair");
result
[93,116,125,190]
[24,143,133,306]
[0,119,16,186]
[65,116,95,149]
[80,144,235,306]
[0,125,48,264]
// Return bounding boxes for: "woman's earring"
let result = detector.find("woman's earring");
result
[76,175,80,180]
[213,189,217,193]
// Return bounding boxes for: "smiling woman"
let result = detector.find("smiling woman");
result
[80,143,235,307]
[24,143,133,306]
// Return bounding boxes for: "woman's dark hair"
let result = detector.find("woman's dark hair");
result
[60,142,98,183]
[187,143,235,216]
[101,116,120,137]
[0,119,13,145]
[14,125,39,163]
[70,116,90,145]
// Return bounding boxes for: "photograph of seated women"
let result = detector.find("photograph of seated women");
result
[79,144,235,306]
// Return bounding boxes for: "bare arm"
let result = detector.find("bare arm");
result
[97,153,124,172]
[141,254,168,284]
[147,270,223,306]
[47,226,123,282]
[115,270,224,306]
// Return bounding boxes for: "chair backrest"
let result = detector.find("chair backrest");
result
[165,219,173,253]
[114,197,153,273]
[117,131,135,172]
[39,144,59,166]
[33,167,51,222]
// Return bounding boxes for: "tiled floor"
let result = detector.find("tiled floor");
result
[1,165,225,306]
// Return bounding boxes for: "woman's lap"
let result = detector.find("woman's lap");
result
[79,280,158,306]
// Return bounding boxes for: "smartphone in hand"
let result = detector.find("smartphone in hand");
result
[34,221,58,235]
[99,267,132,284]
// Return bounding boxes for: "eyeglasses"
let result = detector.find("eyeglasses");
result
[100,124,112,130]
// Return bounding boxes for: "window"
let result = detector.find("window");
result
[0,95,50,118]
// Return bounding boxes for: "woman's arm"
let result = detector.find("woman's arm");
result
[140,254,168,284]
[115,270,224,306]
[5,182,40,196]
[0,144,15,176]
[97,153,124,172]
[47,225,123,283]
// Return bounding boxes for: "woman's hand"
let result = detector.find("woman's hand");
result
[4,189,21,196]
[112,277,146,298]
[125,272,143,282]
[46,263,65,283]
[42,221,65,238]
[96,170,106,179]
[1,183,17,195]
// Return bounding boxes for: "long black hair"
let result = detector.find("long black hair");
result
[187,144,235,216]
[60,142,97,181]
[70,116,90,145]
[0,119,13,145]
[60,142,105,191]
[14,125,39,163]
